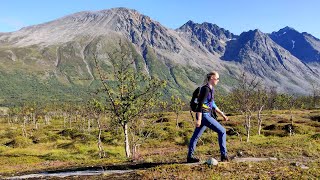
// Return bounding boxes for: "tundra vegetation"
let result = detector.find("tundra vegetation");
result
[0,41,319,179]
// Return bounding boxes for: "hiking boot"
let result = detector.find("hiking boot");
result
[187,157,200,163]
[221,155,229,162]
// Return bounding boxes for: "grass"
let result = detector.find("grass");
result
[134,159,320,179]
[0,109,319,179]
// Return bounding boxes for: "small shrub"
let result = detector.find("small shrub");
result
[174,136,187,146]
[294,124,315,134]
[4,129,21,139]
[144,157,154,163]
[58,128,78,138]
[263,124,277,130]
[262,130,286,137]
[0,145,8,153]
[57,141,76,149]
[163,126,179,141]
[6,136,33,148]
[310,133,320,140]
[30,131,49,144]
[310,115,320,122]
[155,117,169,123]
[177,121,186,128]
[46,132,60,141]
[277,118,290,123]
[73,133,96,143]
[101,132,122,145]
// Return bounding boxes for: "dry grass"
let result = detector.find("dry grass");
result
[0,109,319,179]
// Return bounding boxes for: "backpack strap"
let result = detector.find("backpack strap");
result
[202,84,213,101]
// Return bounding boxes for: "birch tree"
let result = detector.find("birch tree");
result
[231,72,259,142]
[170,95,185,128]
[93,39,166,158]
[256,88,267,135]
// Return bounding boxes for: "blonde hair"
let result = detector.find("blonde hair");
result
[202,71,219,85]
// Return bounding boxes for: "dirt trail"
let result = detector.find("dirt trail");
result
[4,157,279,179]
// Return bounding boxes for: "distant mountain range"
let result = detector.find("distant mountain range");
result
[0,8,319,105]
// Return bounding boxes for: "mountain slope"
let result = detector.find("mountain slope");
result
[270,26,320,63]
[0,8,319,106]
[176,20,235,55]
[222,29,319,93]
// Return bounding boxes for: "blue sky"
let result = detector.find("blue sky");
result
[1,0,319,38]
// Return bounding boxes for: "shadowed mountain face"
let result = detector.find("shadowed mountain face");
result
[221,29,318,93]
[270,26,320,63]
[0,8,319,105]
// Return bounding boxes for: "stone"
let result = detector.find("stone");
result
[206,157,218,166]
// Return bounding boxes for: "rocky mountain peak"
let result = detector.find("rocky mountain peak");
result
[221,28,293,65]
[270,26,299,38]
[270,26,320,63]
[1,7,182,53]
[177,20,233,39]
[221,29,318,92]
[176,20,234,54]
[279,26,297,32]
[243,29,265,40]
[0,8,319,98]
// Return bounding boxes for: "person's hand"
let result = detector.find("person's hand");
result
[223,115,229,121]
[196,119,201,127]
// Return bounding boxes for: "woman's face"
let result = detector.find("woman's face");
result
[210,74,220,86]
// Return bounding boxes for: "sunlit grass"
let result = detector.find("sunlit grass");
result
[0,109,319,178]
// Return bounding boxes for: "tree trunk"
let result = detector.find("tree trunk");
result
[257,105,264,135]
[246,111,252,142]
[123,123,131,158]
[69,115,72,128]
[88,118,91,132]
[22,116,28,137]
[63,115,66,128]
[175,113,179,128]
[290,108,293,136]
[97,115,105,158]
[7,115,11,125]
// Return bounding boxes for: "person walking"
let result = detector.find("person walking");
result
[187,71,229,163]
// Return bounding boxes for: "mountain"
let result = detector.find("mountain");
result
[270,26,320,63]
[176,20,236,55]
[221,29,318,93]
[0,8,319,106]
[0,8,216,105]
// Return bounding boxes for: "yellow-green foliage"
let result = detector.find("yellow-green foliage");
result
[0,109,319,178]
[8,136,33,148]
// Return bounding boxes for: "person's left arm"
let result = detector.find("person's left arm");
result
[212,101,229,121]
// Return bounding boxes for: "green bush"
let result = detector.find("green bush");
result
[57,141,76,149]
[7,136,33,148]
[73,133,96,143]
[148,127,168,141]
[30,131,49,144]
[4,129,21,139]
[163,126,179,141]
[311,133,320,140]
[100,131,122,145]
[30,135,49,144]
[46,131,61,141]
[58,128,78,139]
[294,124,315,135]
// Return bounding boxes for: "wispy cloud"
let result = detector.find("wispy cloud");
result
[0,17,26,32]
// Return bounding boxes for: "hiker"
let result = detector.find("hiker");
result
[187,71,229,163]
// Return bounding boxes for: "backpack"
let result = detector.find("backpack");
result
[190,86,202,112]
[190,85,218,119]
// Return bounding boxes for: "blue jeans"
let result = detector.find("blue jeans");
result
[187,112,227,158]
